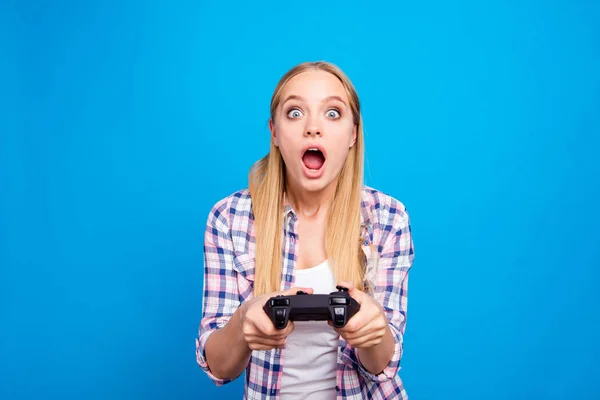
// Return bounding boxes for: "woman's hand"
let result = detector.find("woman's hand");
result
[240,286,314,351]
[329,281,389,348]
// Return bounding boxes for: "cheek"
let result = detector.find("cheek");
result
[275,128,300,162]
[328,146,351,167]
[327,125,354,159]
[329,121,355,142]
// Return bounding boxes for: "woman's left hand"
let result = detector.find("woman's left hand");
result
[329,281,390,348]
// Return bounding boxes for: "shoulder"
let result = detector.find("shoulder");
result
[361,185,411,232]
[206,188,253,230]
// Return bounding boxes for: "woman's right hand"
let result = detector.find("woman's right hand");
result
[240,287,314,351]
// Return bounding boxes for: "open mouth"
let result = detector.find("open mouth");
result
[302,147,326,170]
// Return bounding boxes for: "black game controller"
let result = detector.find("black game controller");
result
[263,285,360,329]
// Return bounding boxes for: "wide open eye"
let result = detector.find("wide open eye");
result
[287,108,304,119]
[326,109,341,119]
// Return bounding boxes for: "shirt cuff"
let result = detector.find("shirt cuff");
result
[196,330,233,386]
[340,324,403,383]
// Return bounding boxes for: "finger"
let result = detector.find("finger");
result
[344,317,387,340]
[248,342,285,351]
[337,280,364,304]
[268,321,295,339]
[336,310,372,334]
[337,280,355,293]
[242,322,258,337]
[333,308,384,337]
[342,324,373,341]
[351,338,383,349]
[254,314,296,338]
[245,335,287,348]
[346,331,385,348]
[255,318,286,338]
[244,322,292,351]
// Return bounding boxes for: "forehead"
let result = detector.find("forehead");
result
[280,70,349,103]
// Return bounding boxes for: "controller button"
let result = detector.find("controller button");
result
[330,297,349,305]
[272,298,290,306]
[275,308,287,328]
[333,307,345,326]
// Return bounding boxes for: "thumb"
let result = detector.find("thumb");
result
[337,280,363,303]
[279,286,314,296]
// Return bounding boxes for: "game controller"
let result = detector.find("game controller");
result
[263,285,360,329]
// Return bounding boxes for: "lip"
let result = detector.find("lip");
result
[301,143,327,159]
[301,143,327,179]
[301,159,326,179]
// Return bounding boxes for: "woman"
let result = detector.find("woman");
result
[196,61,414,399]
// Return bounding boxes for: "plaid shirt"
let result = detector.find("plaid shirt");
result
[196,186,414,399]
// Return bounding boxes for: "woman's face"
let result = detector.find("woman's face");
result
[270,70,357,194]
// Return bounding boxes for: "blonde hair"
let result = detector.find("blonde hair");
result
[249,61,365,297]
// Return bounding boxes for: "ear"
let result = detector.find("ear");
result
[350,125,357,148]
[269,118,278,147]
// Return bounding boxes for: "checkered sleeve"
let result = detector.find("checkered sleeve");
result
[351,204,414,383]
[195,199,241,386]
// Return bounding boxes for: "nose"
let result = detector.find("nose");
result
[304,121,322,137]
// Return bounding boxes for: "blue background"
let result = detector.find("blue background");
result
[1,1,599,399]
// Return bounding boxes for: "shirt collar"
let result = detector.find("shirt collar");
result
[282,192,373,233]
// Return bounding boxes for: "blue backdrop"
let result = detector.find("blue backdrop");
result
[1,1,599,399]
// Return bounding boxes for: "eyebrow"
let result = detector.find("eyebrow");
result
[281,95,348,107]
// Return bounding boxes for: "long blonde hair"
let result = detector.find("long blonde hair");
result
[249,61,365,297]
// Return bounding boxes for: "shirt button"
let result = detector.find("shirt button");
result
[335,385,340,391]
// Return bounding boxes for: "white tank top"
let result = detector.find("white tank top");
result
[280,260,338,399]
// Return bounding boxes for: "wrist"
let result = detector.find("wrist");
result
[356,324,394,374]
[236,302,250,347]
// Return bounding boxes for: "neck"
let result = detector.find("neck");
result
[285,178,338,220]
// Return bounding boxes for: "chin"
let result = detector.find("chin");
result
[300,181,327,193]
[298,174,336,193]
[286,162,340,194]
